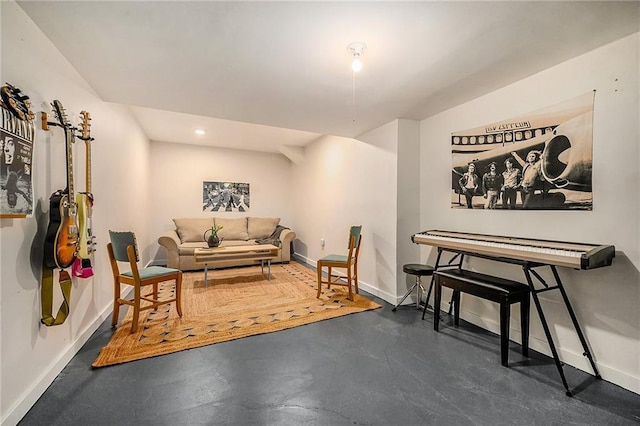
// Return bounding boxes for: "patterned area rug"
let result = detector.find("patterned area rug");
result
[93,262,380,367]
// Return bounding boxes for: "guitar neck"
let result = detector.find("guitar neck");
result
[65,126,75,197]
[52,100,75,200]
[79,110,92,195]
[85,140,92,194]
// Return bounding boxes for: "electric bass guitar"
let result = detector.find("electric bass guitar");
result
[43,100,79,269]
[76,111,96,260]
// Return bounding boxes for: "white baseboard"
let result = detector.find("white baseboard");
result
[2,304,113,426]
[455,306,640,395]
[2,285,137,426]
[292,254,397,305]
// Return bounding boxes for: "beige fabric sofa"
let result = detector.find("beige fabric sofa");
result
[158,217,296,271]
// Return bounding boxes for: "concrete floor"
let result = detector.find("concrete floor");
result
[19,289,640,425]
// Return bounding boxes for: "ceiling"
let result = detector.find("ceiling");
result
[16,1,640,154]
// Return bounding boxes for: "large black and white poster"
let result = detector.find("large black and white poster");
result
[451,92,595,210]
[1,105,34,217]
[202,181,250,212]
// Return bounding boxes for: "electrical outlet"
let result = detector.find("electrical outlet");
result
[320,238,325,248]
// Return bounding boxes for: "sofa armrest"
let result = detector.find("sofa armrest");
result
[158,231,181,269]
[279,229,296,262]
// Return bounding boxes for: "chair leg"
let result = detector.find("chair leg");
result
[316,265,323,298]
[175,273,183,317]
[346,265,354,301]
[131,286,141,333]
[327,267,332,289]
[153,283,159,311]
[111,281,120,327]
[353,263,359,294]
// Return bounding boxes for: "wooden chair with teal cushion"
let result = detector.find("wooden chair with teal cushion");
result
[107,230,183,333]
[316,226,363,301]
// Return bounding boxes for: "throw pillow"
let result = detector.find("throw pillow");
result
[173,218,214,243]
[248,217,280,239]
[215,217,249,241]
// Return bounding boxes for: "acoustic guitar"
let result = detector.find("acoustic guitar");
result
[43,100,79,269]
[76,111,96,260]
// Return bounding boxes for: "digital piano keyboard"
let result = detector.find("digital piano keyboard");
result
[412,230,615,270]
[412,229,615,396]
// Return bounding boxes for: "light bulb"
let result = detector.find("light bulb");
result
[347,42,366,73]
[352,56,362,73]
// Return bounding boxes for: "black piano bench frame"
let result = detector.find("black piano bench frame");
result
[433,269,530,367]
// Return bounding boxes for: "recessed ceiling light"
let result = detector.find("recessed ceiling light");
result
[195,129,205,135]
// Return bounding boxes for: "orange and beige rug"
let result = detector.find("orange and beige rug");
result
[93,262,380,367]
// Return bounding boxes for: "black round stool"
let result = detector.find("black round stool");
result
[392,264,435,311]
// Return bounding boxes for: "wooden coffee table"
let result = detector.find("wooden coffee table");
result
[194,244,280,286]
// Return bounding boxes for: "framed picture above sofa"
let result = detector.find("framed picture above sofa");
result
[202,181,250,212]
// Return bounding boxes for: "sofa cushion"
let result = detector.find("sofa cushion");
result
[173,218,214,243]
[248,217,280,239]
[215,217,249,241]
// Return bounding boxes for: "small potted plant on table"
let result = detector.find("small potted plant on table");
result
[204,225,224,248]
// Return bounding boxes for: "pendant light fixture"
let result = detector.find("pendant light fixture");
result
[347,42,367,73]
[347,42,367,126]
[347,41,367,124]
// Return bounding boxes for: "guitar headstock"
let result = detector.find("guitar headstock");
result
[79,111,93,141]
[51,100,71,129]
[1,83,35,121]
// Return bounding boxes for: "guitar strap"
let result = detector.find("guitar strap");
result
[40,260,72,326]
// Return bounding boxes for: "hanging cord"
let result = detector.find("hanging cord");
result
[352,71,356,125]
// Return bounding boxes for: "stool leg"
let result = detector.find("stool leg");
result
[500,302,511,367]
[415,276,422,309]
[453,290,461,326]
[433,276,442,332]
[392,278,419,311]
[521,295,530,357]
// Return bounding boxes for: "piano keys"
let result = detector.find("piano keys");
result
[412,230,615,270]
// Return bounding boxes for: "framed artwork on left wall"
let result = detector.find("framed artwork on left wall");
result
[202,181,250,212]
[1,103,35,218]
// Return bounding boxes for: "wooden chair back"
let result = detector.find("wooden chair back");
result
[107,230,183,333]
[347,225,363,263]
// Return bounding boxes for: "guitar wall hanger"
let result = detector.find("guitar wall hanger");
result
[41,111,78,133]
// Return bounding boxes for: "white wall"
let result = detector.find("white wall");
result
[396,119,421,298]
[420,33,640,393]
[290,124,399,301]
[287,118,425,304]
[148,141,295,263]
[1,3,152,425]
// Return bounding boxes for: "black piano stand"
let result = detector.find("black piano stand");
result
[425,248,601,396]
[523,263,601,397]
